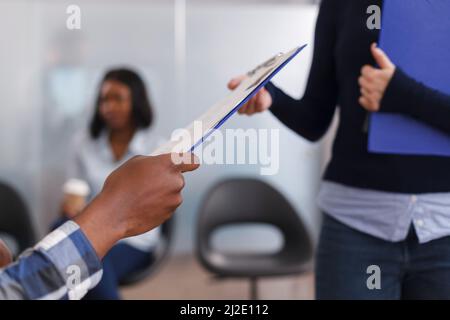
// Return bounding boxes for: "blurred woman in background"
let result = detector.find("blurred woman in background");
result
[55,68,163,300]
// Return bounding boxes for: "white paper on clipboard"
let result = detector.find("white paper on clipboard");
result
[151,44,307,156]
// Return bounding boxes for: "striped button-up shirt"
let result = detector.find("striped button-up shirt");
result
[317,181,450,243]
[0,221,102,300]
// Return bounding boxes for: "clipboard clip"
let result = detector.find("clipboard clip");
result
[246,53,282,77]
[245,53,283,90]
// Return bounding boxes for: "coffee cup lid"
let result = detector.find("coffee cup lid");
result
[63,179,90,197]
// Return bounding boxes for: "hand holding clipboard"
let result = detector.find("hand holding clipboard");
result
[152,44,307,156]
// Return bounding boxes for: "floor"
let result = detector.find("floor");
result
[121,254,315,300]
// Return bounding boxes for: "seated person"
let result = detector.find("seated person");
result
[53,68,164,300]
[0,153,199,300]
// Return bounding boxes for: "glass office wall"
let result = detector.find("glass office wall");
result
[0,0,330,253]
[181,1,324,253]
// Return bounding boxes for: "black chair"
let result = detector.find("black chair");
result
[119,216,175,286]
[196,178,313,299]
[0,181,35,254]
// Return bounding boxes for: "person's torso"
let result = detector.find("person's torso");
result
[325,0,450,193]
[79,128,163,197]
[76,127,164,252]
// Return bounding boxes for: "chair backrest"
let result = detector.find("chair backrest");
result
[196,178,313,270]
[119,215,175,286]
[0,182,35,252]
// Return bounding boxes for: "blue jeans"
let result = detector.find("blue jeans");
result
[315,214,450,300]
[83,242,153,300]
[51,218,153,300]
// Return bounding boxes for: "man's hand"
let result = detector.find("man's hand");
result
[359,43,396,112]
[0,240,12,268]
[74,153,199,259]
[228,75,272,115]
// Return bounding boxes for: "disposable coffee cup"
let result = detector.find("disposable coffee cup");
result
[62,179,90,217]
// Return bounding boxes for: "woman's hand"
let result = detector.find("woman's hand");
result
[228,75,272,115]
[359,43,396,112]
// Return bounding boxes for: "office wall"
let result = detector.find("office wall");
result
[0,1,42,235]
[0,0,177,237]
[0,0,330,254]
[181,3,323,254]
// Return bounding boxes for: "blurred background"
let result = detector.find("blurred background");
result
[0,0,337,299]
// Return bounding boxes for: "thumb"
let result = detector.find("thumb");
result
[371,43,394,70]
[171,153,200,173]
[227,75,247,90]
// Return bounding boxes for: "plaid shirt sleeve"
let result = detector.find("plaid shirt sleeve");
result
[0,221,103,300]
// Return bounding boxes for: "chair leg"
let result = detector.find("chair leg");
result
[249,277,258,300]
